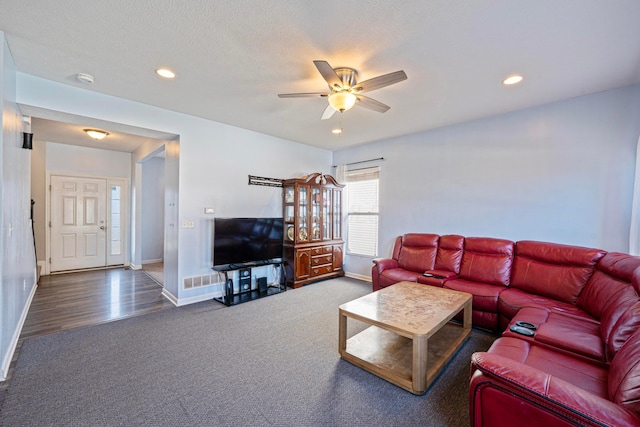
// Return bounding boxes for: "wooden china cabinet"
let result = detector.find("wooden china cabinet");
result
[282,172,345,288]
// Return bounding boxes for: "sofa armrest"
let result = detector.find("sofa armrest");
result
[470,352,640,427]
[372,258,398,274]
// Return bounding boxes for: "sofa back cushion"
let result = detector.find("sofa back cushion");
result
[510,241,605,304]
[458,237,514,286]
[434,234,464,273]
[609,329,640,415]
[397,233,439,272]
[578,252,640,318]
[606,301,640,360]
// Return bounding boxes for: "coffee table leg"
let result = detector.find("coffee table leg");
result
[338,310,347,355]
[412,334,427,394]
[463,299,472,330]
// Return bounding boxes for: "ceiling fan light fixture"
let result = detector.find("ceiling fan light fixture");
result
[328,92,357,112]
[84,129,109,140]
[331,128,343,135]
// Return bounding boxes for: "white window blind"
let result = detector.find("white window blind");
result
[346,166,379,257]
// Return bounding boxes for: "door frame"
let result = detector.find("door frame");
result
[45,171,130,275]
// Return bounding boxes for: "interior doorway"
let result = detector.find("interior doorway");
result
[139,149,165,284]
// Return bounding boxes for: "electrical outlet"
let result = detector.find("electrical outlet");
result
[181,220,195,228]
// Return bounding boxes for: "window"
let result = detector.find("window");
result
[346,166,379,257]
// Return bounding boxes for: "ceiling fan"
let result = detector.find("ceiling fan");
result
[278,60,407,120]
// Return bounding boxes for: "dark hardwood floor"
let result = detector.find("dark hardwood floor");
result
[21,267,174,340]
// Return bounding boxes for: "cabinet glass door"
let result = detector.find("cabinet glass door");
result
[284,186,295,241]
[311,187,321,241]
[333,189,341,239]
[298,186,309,242]
[323,188,331,240]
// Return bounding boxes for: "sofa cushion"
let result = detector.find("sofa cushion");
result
[487,337,609,398]
[445,278,503,330]
[510,241,605,305]
[609,330,640,415]
[498,288,592,321]
[445,279,503,312]
[379,269,422,288]
[578,252,640,318]
[504,306,605,361]
[535,313,604,361]
[434,234,464,273]
[396,233,438,272]
[458,237,514,286]
[606,301,640,360]
[579,270,638,322]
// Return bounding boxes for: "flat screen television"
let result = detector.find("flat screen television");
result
[213,217,283,268]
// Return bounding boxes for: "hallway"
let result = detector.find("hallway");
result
[21,267,173,340]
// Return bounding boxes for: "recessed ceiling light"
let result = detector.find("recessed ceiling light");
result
[502,74,524,86]
[331,128,343,135]
[84,129,109,140]
[155,68,176,79]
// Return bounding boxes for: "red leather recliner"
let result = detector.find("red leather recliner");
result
[371,233,439,291]
[470,329,640,426]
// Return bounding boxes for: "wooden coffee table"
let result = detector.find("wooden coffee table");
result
[338,281,472,395]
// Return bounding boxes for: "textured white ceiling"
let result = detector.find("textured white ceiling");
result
[2,0,640,151]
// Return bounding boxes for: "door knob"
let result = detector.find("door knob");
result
[100,226,105,230]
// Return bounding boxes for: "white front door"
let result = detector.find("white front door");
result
[50,175,107,272]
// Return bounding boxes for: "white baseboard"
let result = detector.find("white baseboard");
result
[161,288,178,306]
[0,281,37,381]
[176,283,224,306]
[345,272,372,283]
[142,258,163,265]
[130,263,142,270]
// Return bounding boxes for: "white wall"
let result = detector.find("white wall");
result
[17,73,332,304]
[0,33,37,381]
[31,140,46,266]
[334,84,640,278]
[45,141,131,178]
[141,156,165,262]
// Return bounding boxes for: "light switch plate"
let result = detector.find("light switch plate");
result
[204,207,215,214]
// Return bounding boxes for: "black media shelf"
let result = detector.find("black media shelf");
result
[213,262,286,307]
[213,286,284,306]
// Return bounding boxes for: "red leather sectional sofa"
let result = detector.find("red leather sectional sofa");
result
[372,233,640,426]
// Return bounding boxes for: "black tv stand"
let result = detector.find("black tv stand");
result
[212,262,286,306]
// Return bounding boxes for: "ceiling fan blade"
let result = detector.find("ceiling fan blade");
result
[278,92,329,98]
[352,70,407,93]
[355,95,391,113]
[321,104,336,120]
[313,60,343,89]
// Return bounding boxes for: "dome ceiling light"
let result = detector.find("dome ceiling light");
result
[84,129,109,140]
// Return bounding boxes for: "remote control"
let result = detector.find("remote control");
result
[509,325,535,337]
[515,321,537,330]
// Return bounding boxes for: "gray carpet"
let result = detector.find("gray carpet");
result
[0,278,495,426]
